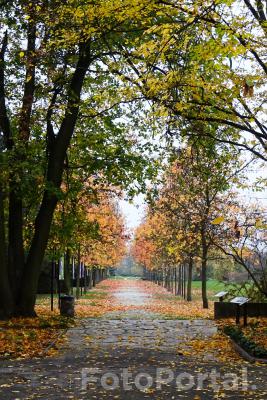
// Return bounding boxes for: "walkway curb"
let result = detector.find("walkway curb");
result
[230,338,267,364]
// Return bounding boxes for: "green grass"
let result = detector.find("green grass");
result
[36,289,108,303]
[82,291,107,299]
[190,279,228,301]
[191,279,227,293]
[36,294,50,304]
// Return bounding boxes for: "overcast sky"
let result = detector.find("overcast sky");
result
[119,194,146,231]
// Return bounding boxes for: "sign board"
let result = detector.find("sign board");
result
[59,257,65,281]
[230,297,249,306]
[215,291,228,298]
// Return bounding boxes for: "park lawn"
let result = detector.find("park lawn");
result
[154,279,227,303]
[82,290,108,299]
[191,279,227,301]
[191,279,227,292]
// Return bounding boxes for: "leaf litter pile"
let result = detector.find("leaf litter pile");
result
[0,315,71,360]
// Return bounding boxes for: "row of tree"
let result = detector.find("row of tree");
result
[132,139,267,308]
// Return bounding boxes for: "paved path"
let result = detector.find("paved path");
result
[0,279,267,399]
[64,318,218,353]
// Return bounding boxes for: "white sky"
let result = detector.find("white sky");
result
[119,194,145,231]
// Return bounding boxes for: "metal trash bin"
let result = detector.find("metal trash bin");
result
[60,295,75,317]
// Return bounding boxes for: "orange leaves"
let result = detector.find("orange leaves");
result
[0,316,69,360]
[83,193,127,267]
[185,333,241,363]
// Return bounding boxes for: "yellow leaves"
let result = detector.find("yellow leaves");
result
[167,245,176,255]
[211,216,225,225]
[186,333,241,363]
[74,7,84,18]
[255,218,267,229]
[0,316,68,360]
[143,387,156,394]
[255,218,262,228]
[19,51,25,58]
[187,17,195,24]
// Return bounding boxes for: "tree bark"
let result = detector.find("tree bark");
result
[64,249,72,295]
[177,266,182,295]
[8,189,25,299]
[0,186,14,318]
[187,258,193,302]
[76,248,81,300]
[201,241,209,309]
[92,267,96,287]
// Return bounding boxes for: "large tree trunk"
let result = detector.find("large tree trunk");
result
[8,188,25,299]
[0,186,14,318]
[17,192,58,315]
[16,43,92,316]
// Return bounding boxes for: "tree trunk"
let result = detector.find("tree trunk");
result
[88,268,92,289]
[201,242,209,309]
[177,266,182,295]
[181,265,184,297]
[64,249,72,295]
[76,247,81,300]
[92,267,96,287]
[8,188,25,299]
[17,192,58,315]
[0,186,14,318]
[184,264,187,299]
[187,258,193,302]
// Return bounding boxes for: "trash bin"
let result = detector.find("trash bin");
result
[60,295,75,317]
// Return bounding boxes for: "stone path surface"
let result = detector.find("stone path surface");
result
[112,283,152,306]
[1,278,267,399]
[64,318,218,353]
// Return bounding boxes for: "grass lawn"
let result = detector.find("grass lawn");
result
[191,279,227,301]
[82,290,107,299]
[192,279,227,292]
